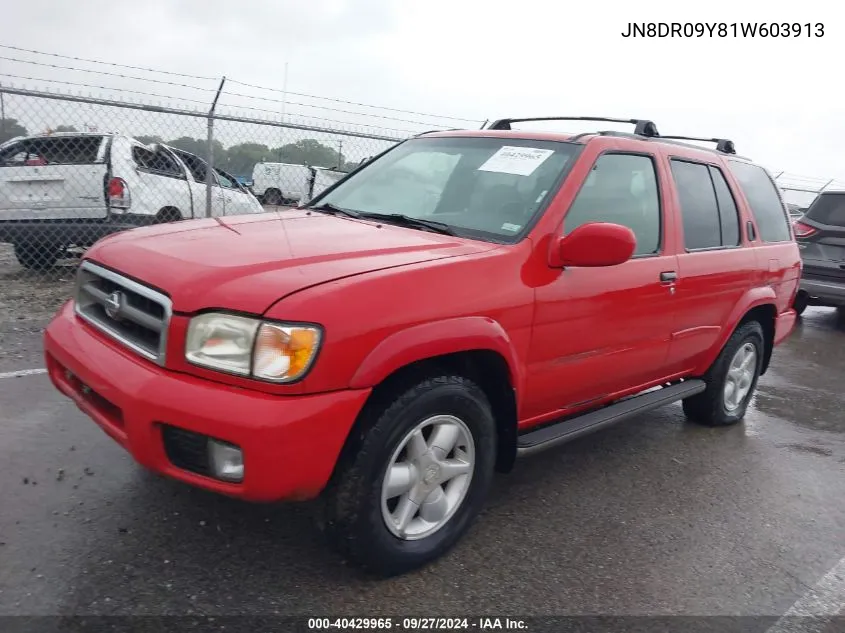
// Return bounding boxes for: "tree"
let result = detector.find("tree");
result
[0,118,28,144]
[224,142,270,178]
[271,139,342,169]
[135,135,164,146]
[166,137,226,163]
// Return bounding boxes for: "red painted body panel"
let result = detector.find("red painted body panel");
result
[43,129,801,501]
[44,301,369,502]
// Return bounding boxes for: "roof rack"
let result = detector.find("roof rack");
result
[656,135,736,155]
[486,116,659,138]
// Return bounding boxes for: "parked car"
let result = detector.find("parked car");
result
[792,190,845,315]
[44,116,800,576]
[251,161,347,206]
[0,133,263,269]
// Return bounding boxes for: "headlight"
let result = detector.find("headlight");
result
[185,313,322,382]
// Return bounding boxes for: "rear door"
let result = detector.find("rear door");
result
[167,148,225,218]
[663,157,756,373]
[0,135,109,220]
[794,192,845,286]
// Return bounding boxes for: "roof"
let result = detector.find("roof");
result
[418,128,753,162]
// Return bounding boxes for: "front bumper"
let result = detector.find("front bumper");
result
[0,214,161,246]
[44,301,370,502]
[800,277,845,307]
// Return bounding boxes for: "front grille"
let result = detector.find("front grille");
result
[74,260,172,365]
[161,425,211,476]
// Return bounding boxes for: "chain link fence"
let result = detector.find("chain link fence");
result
[0,85,415,283]
[1,80,843,323]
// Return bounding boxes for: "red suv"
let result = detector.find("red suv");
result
[44,116,800,576]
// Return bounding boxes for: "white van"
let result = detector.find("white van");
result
[0,133,263,269]
[251,162,314,205]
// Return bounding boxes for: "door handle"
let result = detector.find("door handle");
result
[660,271,678,282]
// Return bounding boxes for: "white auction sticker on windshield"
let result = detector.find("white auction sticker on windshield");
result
[478,146,554,176]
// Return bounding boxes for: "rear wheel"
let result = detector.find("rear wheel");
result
[321,375,496,577]
[793,290,809,316]
[263,189,282,206]
[682,321,765,426]
[13,241,64,271]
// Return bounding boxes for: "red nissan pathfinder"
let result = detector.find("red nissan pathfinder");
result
[44,116,801,576]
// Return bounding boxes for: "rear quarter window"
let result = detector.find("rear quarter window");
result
[727,160,791,242]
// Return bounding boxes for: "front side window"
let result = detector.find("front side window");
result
[316,137,580,242]
[564,153,661,256]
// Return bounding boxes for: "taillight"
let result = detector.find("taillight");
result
[107,177,130,209]
[792,221,817,239]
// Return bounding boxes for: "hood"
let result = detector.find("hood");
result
[87,209,495,314]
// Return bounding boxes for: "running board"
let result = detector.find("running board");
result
[516,380,706,457]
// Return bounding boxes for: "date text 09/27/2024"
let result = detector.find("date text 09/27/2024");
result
[621,22,824,37]
[307,618,527,630]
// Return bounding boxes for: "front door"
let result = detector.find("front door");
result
[524,151,678,420]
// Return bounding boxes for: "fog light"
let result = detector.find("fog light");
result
[208,439,244,483]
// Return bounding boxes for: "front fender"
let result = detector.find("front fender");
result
[348,316,523,394]
[693,285,777,375]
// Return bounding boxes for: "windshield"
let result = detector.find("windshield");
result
[315,136,579,241]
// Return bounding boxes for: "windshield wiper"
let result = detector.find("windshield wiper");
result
[306,202,362,219]
[357,212,457,236]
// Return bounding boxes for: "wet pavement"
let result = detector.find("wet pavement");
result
[0,308,843,618]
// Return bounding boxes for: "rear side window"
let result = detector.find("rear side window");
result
[804,192,845,227]
[728,160,791,242]
[709,166,740,246]
[0,136,104,166]
[132,146,183,178]
[564,153,661,256]
[670,160,742,250]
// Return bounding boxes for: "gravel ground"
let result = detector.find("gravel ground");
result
[0,244,77,373]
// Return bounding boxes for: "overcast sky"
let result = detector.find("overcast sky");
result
[0,0,843,199]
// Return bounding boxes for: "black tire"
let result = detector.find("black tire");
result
[321,375,497,577]
[263,189,282,206]
[13,241,63,271]
[793,290,809,317]
[155,207,182,224]
[682,321,765,426]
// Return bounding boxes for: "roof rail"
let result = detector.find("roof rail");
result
[486,116,659,138]
[656,135,736,155]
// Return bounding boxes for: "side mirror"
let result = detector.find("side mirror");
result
[549,222,636,268]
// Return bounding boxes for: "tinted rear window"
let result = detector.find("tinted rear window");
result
[727,161,791,242]
[0,136,104,166]
[805,192,845,227]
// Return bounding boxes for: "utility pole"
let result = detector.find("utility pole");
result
[279,62,289,162]
[337,139,343,169]
[0,83,6,141]
[205,76,226,217]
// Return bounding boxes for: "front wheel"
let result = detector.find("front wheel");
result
[683,321,765,426]
[321,375,496,577]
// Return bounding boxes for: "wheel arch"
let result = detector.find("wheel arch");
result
[333,347,520,487]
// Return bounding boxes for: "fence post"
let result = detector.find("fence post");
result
[205,77,226,217]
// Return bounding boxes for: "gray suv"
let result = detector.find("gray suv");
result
[793,191,845,315]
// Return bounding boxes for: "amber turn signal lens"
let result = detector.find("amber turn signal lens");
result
[252,323,321,382]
